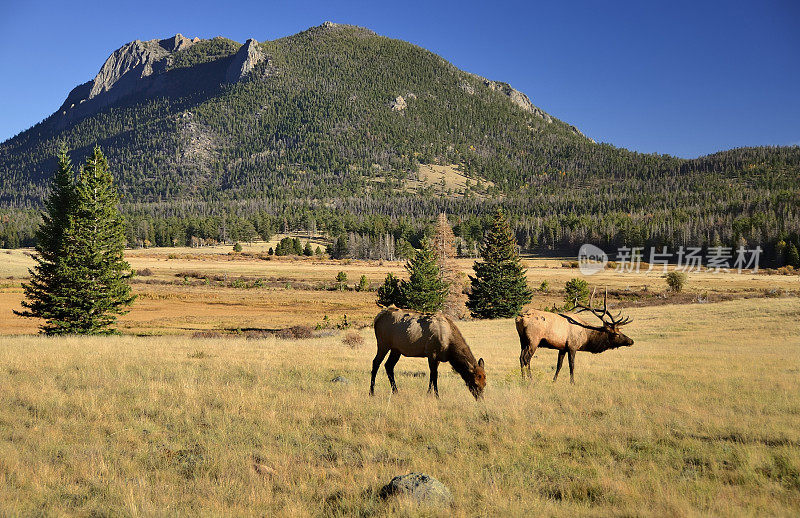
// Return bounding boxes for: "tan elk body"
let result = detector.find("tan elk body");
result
[371,308,486,399]
[516,289,634,382]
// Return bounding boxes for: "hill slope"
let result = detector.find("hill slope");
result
[0,22,799,260]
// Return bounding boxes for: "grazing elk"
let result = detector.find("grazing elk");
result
[516,289,633,383]
[371,307,486,399]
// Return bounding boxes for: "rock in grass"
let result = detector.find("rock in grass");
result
[379,473,453,506]
[331,375,350,384]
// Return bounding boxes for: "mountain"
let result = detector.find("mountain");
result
[1,22,799,261]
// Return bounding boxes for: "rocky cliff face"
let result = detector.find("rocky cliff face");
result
[58,34,203,119]
[482,79,589,139]
[55,34,270,129]
[225,39,265,83]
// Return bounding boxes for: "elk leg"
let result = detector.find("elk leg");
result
[370,348,389,395]
[385,350,401,393]
[568,349,576,384]
[427,358,439,398]
[553,349,567,382]
[518,331,532,380]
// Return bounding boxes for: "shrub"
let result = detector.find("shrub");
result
[136,268,154,277]
[357,275,370,292]
[377,272,404,307]
[564,278,590,310]
[342,331,364,347]
[233,242,243,252]
[335,271,348,290]
[665,271,688,292]
[275,325,314,339]
[539,280,549,293]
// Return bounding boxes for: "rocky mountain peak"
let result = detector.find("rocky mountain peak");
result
[225,38,265,83]
[57,34,204,121]
[88,39,169,99]
[158,33,198,52]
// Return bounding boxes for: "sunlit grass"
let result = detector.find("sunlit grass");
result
[1,298,798,516]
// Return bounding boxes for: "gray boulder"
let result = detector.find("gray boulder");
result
[379,472,453,506]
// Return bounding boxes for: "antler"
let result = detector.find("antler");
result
[573,287,633,327]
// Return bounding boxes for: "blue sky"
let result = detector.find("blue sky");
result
[0,0,797,158]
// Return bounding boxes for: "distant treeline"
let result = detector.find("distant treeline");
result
[3,188,799,266]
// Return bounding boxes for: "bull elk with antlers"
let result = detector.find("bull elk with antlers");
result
[515,288,634,383]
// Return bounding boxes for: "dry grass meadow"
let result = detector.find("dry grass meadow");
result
[1,244,800,515]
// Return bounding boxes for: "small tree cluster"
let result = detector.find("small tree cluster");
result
[274,237,303,256]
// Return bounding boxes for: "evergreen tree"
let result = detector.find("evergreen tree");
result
[335,271,348,290]
[787,242,800,268]
[377,272,405,307]
[15,145,78,334]
[303,241,313,256]
[327,236,349,259]
[775,240,786,266]
[60,147,135,333]
[467,209,532,318]
[400,240,449,313]
[563,278,590,309]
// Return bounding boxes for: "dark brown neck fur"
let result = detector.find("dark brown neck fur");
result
[445,320,479,381]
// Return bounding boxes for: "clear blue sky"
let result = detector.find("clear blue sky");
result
[1,0,797,158]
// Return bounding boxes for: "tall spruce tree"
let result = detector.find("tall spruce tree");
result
[400,240,450,313]
[18,146,135,334]
[66,146,135,333]
[15,145,78,334]
[467,209,532,318]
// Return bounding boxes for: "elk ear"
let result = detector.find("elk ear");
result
[478,358,484,368]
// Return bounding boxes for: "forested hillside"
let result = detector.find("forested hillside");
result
[1,22,798,263]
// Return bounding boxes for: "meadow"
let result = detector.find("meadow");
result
[1,243,799,515]
[0,298,799,516]
[1,240,797,335]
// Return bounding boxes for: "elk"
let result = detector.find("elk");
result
[515,289,633,383]
[371,307,486,399]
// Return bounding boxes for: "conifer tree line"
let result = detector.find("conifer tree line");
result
[15,146,135,334]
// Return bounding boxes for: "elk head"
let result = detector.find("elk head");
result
[469,358,486,399]
[574,288,634,348]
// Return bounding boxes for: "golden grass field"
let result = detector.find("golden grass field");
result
[1,244,799,515]
[0,298,799,516]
